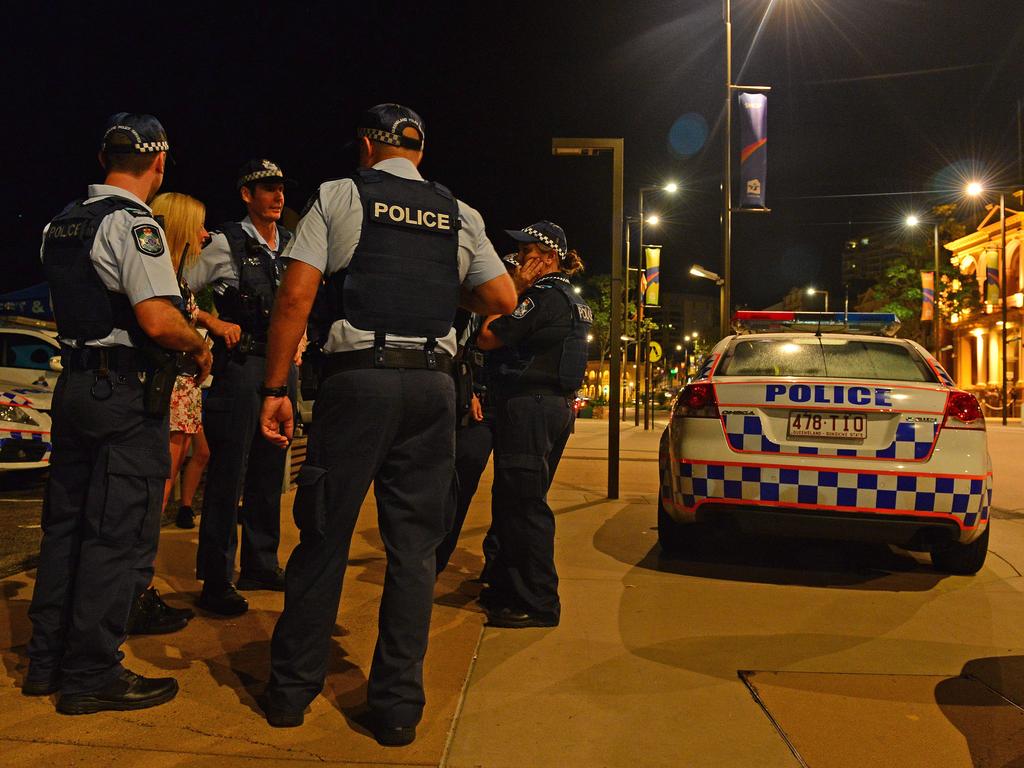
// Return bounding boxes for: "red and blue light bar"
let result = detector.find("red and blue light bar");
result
[732,311,901,337]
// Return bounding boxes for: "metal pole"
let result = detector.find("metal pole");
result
[552,138,624,497]
[933,223,941,360]
[824,292,829,313]
[635,190,644,426]
[645,329,654,429]
[623,221,630,423]
[610,141,624,496]
[1001,192,1008,426]
[721,0,733,340]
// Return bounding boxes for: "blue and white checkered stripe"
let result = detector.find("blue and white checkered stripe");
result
[0,391,33,407]
[672,461,989,527]
[1,431,52,463]
[723,413,937,460]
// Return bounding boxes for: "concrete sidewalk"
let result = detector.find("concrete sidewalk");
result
[4,418,1024,766]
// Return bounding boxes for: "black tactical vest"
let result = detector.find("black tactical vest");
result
[41,196,148,344]
[548,277,593,392]
[212,221,292,340]
[325,168,461,340]
[497,275,593,395]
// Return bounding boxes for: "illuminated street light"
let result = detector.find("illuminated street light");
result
[966,181,984,197]
[905,214,920,227]
[689,265,725,337]
[675,344,683,351]
[586,333,594,342]
[807,287,830,312]
[573,286,582,294]
[646,215,660,226]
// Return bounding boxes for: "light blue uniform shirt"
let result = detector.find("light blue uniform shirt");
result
[187,216,286,293]
[40,184,181,347]
[283,157,505,356]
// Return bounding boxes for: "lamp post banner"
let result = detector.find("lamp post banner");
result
[644,246,660,307]
[921,271,934,321]
[739,93,767,208]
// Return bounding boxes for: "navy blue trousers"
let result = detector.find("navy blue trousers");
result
[489,394,573,622]
[197,356,292,586]
[267,368,455,727]
[27,369,169,694]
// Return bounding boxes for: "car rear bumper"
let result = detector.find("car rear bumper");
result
[691,501,963,549]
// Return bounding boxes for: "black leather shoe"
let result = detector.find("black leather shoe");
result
[175,505,195,529]
[260,694,305,728]
[22,675,60,696]
[477,586,512,611]
[236,567,286,592]
[351,710,416,747]
[486,606,558,629]
[57,670,178,714]
[198,583,249,616]
[127,588,189,635]
[147,587,195,621]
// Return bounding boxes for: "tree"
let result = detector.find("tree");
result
[855,204,978,343]
[583,274,612,402]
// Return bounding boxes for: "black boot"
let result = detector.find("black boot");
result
[175,504,195,529]
[57,669,178,714]
[127,588,190,635]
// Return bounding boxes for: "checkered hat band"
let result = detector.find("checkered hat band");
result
[522,226,566,256]
[134,141,169,153]
[239,169,283,185]
[359,127,402,146]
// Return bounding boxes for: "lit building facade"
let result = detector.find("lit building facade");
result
[944,197,1023,418]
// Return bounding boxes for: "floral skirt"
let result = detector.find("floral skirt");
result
[169,374,203,434]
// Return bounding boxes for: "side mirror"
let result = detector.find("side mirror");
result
[49,355,63,372]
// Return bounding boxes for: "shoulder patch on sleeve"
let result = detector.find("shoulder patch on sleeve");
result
[131,223,165,257]
[512,297,535,319]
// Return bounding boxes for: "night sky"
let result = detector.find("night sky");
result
[8,0,1024,312]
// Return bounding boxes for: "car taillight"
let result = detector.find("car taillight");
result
[673,383,719,419]
[943,390,986,430]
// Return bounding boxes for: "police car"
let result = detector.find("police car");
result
[659,312,992,575]
[0,389,52,470]
[0,317,61,410]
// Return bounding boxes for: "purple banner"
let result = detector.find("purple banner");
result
[739,93,767,208]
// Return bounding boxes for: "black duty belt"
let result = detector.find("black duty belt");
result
[61,345,150,373]
[323,348,453,379]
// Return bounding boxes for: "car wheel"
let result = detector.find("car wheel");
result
[658,495,698,555]
[931,523,989,575]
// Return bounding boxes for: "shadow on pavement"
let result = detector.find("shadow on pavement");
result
[938,655,1024,767]
[594,502,946,591]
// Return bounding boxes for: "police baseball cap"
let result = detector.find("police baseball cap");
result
[100,113,169,155]
[505,221,568,257]
[357,103,426,151]
[501,253,520,270]
[237,158,294,189]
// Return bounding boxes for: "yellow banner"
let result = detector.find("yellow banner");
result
[644,246,660,307]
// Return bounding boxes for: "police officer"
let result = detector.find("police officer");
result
[187,159,297,614]
[475,221,591,629]
[256,104,516,745]
[26,113,212,713]
[435,254,519,577]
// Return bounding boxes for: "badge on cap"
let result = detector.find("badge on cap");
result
[512,297,535,319]
[132,224,165,257]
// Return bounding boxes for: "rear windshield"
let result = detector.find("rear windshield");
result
[717,338,937,382]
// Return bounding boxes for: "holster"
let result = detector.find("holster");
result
[138,345,181,419]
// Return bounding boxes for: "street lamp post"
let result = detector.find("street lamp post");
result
[690,264,726,333]
[721,0,772,340]
[552,138,624,497]
[967,183,1010,426]
[905,214,943,359]
[635,183,677,428]
[806,287,829,312]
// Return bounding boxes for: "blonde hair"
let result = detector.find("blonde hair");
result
[150,192,206,272]
[534,242,585,277]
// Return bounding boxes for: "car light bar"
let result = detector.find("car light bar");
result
[732,311,901,337]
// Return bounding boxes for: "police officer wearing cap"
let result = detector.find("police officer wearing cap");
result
[187,159,297,614]
[256,104,516,744]
[475,221,592,629]
[26,113,212,713]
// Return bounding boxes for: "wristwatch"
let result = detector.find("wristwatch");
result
[259,385,289,398]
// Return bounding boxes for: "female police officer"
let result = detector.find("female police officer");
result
[474,221,591,628]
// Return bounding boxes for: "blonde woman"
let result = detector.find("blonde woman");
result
[150,193,242,526]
